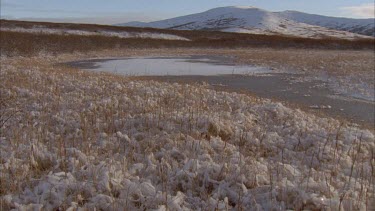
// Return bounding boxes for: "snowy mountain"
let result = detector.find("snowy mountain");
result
[117,6,375,39]
[279,10,375,36]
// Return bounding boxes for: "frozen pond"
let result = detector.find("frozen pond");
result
[66,56,273,76]
[65,56,374,128]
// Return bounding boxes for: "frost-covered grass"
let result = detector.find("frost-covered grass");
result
[0,56,374,210]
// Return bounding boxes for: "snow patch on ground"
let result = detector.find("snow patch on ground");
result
[303,73,375,102]
[329,75,375,102]
[0,26,190,41]
[221,25,369,39]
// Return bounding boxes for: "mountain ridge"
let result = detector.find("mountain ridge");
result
[116,6,375,38]
[278,10,375,36]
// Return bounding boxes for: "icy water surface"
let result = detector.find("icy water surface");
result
[65,56,374,128]
[66,56,272,76]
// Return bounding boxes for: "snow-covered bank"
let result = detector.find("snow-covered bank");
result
[0,26,190,41]
[1,57,374,210]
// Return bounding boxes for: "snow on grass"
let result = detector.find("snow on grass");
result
[0,57,374,210]
[0,26,190,41]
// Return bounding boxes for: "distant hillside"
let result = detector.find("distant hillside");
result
[279,10,375,36]
[117,6,375,38]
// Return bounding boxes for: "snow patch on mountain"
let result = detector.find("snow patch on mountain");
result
[279,10,375,36]
[118,6,374,39]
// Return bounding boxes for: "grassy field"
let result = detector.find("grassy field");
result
[1,20,374,210]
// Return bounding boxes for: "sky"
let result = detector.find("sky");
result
[1,0,374,24]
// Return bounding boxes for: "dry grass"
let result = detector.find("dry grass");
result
[1,54,374,210]
[1,20,374,57]
[0,31,189,57]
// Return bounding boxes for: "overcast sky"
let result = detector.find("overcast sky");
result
[1,0,374,24]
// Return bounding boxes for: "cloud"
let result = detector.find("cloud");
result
[341,3,375,18]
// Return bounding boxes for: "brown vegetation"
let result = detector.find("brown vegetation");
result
[1,53,374,210]
[1,19,374,57]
